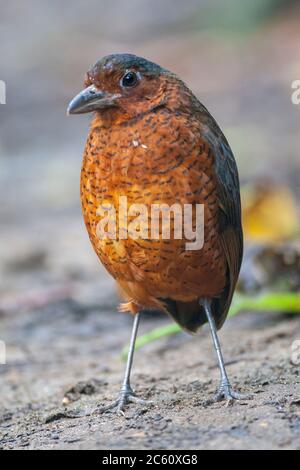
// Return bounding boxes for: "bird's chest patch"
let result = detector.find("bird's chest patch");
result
[80,112,224,291]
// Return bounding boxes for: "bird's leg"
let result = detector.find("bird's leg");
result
[202,300,251,403]
[98,312,153,415]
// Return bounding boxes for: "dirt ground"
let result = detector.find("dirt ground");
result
[1,297,300,450]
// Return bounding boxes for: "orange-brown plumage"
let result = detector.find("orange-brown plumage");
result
[68,54,248,410]
[72,54,243,332]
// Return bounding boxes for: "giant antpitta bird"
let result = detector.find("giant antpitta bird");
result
[68,54,247,413]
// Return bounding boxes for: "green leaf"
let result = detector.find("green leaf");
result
[229,292,300,316]
[121,323,180,361]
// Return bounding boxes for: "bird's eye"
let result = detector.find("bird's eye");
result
[121,71,139,88]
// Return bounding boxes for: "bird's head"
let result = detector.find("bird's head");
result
[67,54,178,120]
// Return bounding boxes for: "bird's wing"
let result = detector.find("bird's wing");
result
[203,121,243,328]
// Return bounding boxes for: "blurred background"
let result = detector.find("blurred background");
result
[0,0,300,429]
[1,0,299,309]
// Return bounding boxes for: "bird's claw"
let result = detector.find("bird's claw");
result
[208,382,252,405]
[97,386,153,415]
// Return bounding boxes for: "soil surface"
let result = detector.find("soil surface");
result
[1,301,300,450]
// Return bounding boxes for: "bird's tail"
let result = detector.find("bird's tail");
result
[162,283,231,333]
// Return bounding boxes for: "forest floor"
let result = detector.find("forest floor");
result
[1,297,300,450]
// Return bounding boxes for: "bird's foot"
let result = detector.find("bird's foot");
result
[207,381,252,405]
[97,385,153,416]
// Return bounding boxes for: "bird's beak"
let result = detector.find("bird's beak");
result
[67,85,120,115]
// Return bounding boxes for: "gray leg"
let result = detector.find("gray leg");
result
[98,312,152,415]
[203,300,250,403]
